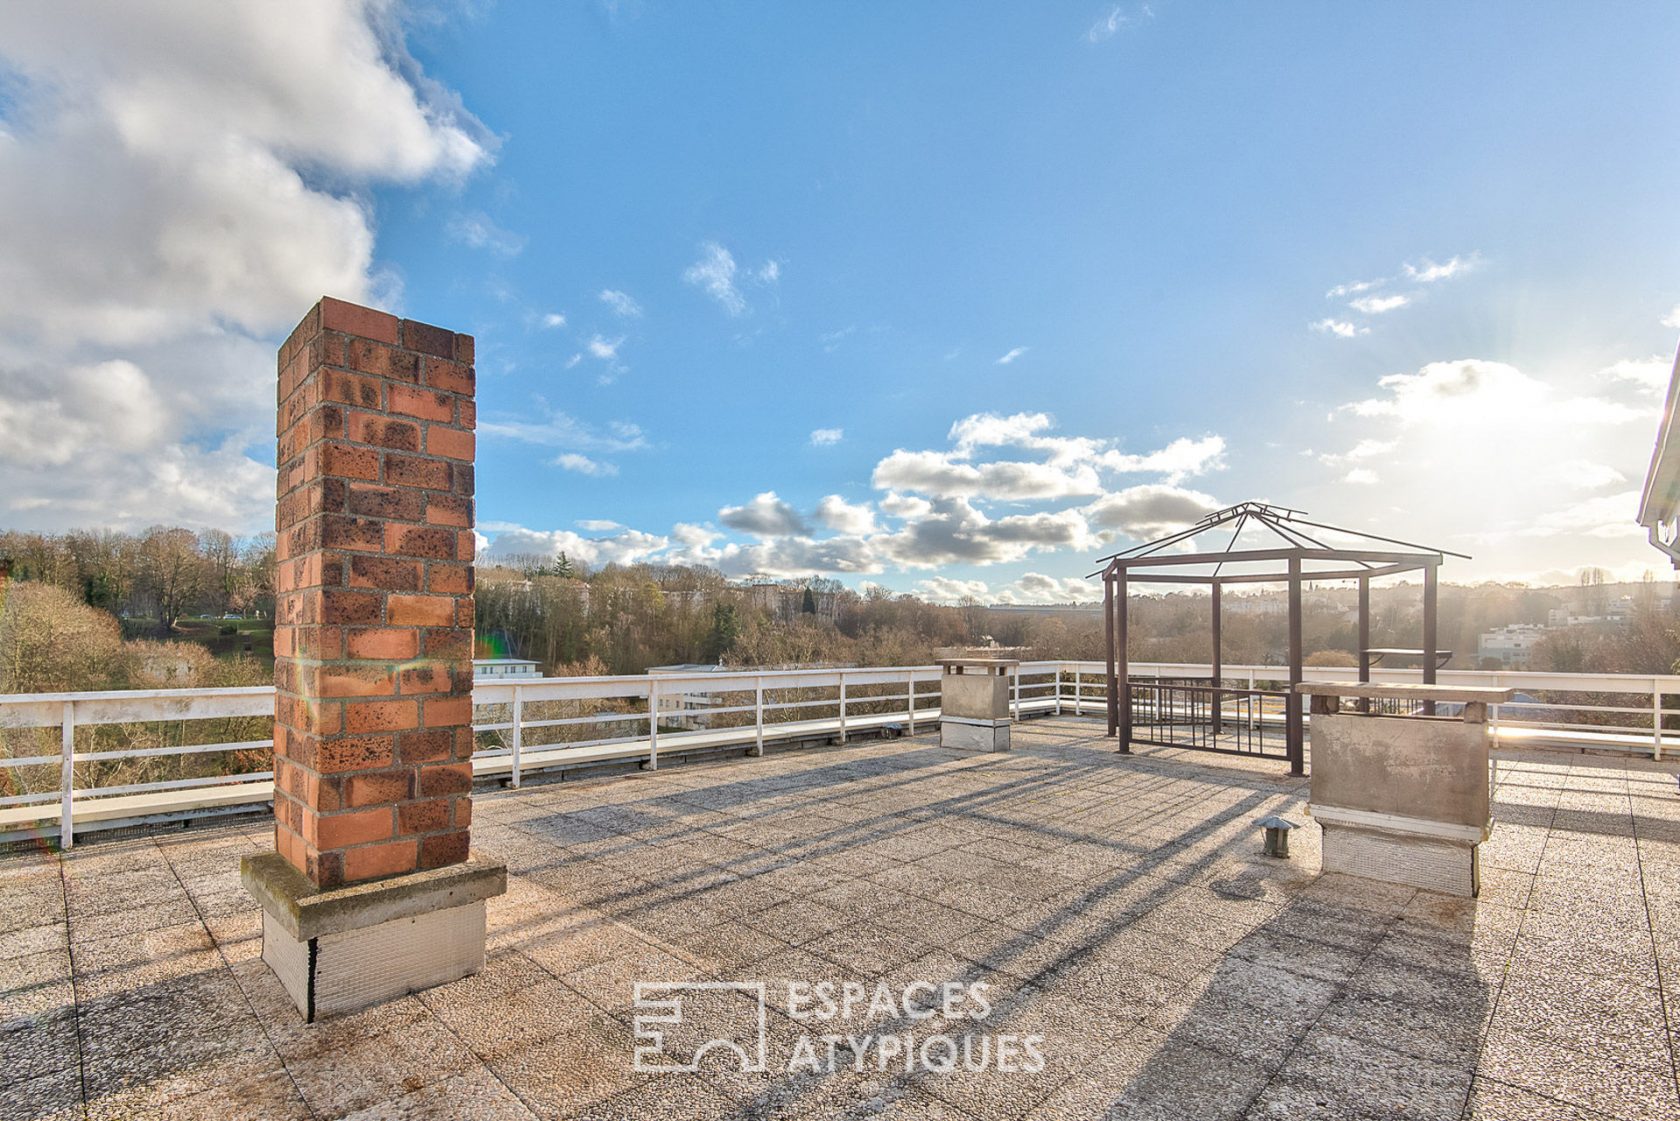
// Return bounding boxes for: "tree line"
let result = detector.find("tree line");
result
[0,526,277,633]
[5,527,1680,690]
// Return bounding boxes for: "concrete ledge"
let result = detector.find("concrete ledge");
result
[1308,803,1490,844]
[241,852,507,941]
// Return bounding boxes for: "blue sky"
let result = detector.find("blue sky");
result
[2,3,1678,597]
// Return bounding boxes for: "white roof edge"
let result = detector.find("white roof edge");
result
[1638,342,1680,527]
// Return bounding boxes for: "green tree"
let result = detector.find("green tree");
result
[703,602,742,663]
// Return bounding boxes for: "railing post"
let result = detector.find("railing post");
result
[1055,669,1062,716]
[60,700,75,850]
[753,676,765,757]
[1654,678,1664,762]
[906,670,916,735]
[1074,670,1083,716]
[838,674,848,744]
[648,679,659,770]
[1011,668,1020,721]
[510,686,524,788]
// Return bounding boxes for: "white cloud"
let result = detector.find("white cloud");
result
[481,409,1231,584]
[756,260,781,284]
[1311,318,1368,339]
[1349,294,1410,315]
[1087,3,1152,43]
[916,577,990,604]
[1556,461,1625,489]
[578,519,624,532]
[671,523,721,549]
[541,312,567,329]
[815,496,877,536]
[810,427,844,447]
[718,491,809,537]
[479,407,647,454]
[599,289,643,317]
[554,453,618,477]
[1343,468,1379,485]
[1346,359,1539,421]
[872,498,1098,569]
[483,525,670,568]
[1521,492,1644,540]
[1098,435,1226,482]
[949,412,1058,456]
[0,1,488,529]
[587,335,624,360]
[683,241,747,315]
[446,211,524,256]
[1327,278,1384,299]
[996,346,1029,365]
[880,492,932,520]
[1319,438,1396,466]
[872,450,1104,501]
[996,573,1101,605]
[875,415,1222,501]
[1404,255,1478,283]
[1601,355,1672,394]
[1664,305,1680,329]
[819,326,857,352]
[1325,357,1659,569]
[1082,484,1219,539]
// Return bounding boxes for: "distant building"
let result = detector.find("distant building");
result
[741,580,837,624]
[1477,625,1546,669]
[1224,595,1287,616]
[473,659,542,679]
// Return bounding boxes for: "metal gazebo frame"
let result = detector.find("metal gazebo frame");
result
[1092,501,1469,775]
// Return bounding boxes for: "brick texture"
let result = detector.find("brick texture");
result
[273,297,476,889]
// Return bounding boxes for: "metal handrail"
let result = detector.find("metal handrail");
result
[3,659,1676,846]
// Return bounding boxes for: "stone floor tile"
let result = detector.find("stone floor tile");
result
[487,1013,644,1120]
[281,1013,479,1118]
[340,1067,538,1121]
[1461,1075,1623,1120]
[1479,1025,1679,1121]
[1271,1028,1475,1120]
[0,1006,80,1087]
[0,1062,84,1121]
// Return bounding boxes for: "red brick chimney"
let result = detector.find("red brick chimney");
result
[271,297,478,889]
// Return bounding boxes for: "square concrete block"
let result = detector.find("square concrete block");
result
[941,717,1010,752]
[243,852,506,1020]
[261,900,488,1019]
[1319,822,1480,898]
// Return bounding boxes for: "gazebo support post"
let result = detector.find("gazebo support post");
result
[1357,575,1371,714]
[1104,575,1118,737]
[1287,556,1304,775]
[1210,580,1223,738]
[1423,561,1439,716]
[1117,571,1131,754]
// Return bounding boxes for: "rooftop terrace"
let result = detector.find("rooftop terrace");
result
[4,716,1678,1120]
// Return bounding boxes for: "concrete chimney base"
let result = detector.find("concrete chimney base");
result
[241,852,506,1021]
[1310,806,1484,897]
[941,716,1011,752]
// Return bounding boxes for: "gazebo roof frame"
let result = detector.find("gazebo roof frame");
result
[1089,501,1469,585]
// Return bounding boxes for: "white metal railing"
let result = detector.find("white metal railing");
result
[3,661,1676,845]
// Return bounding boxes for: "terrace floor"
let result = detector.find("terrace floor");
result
[3,717,1678,1121]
